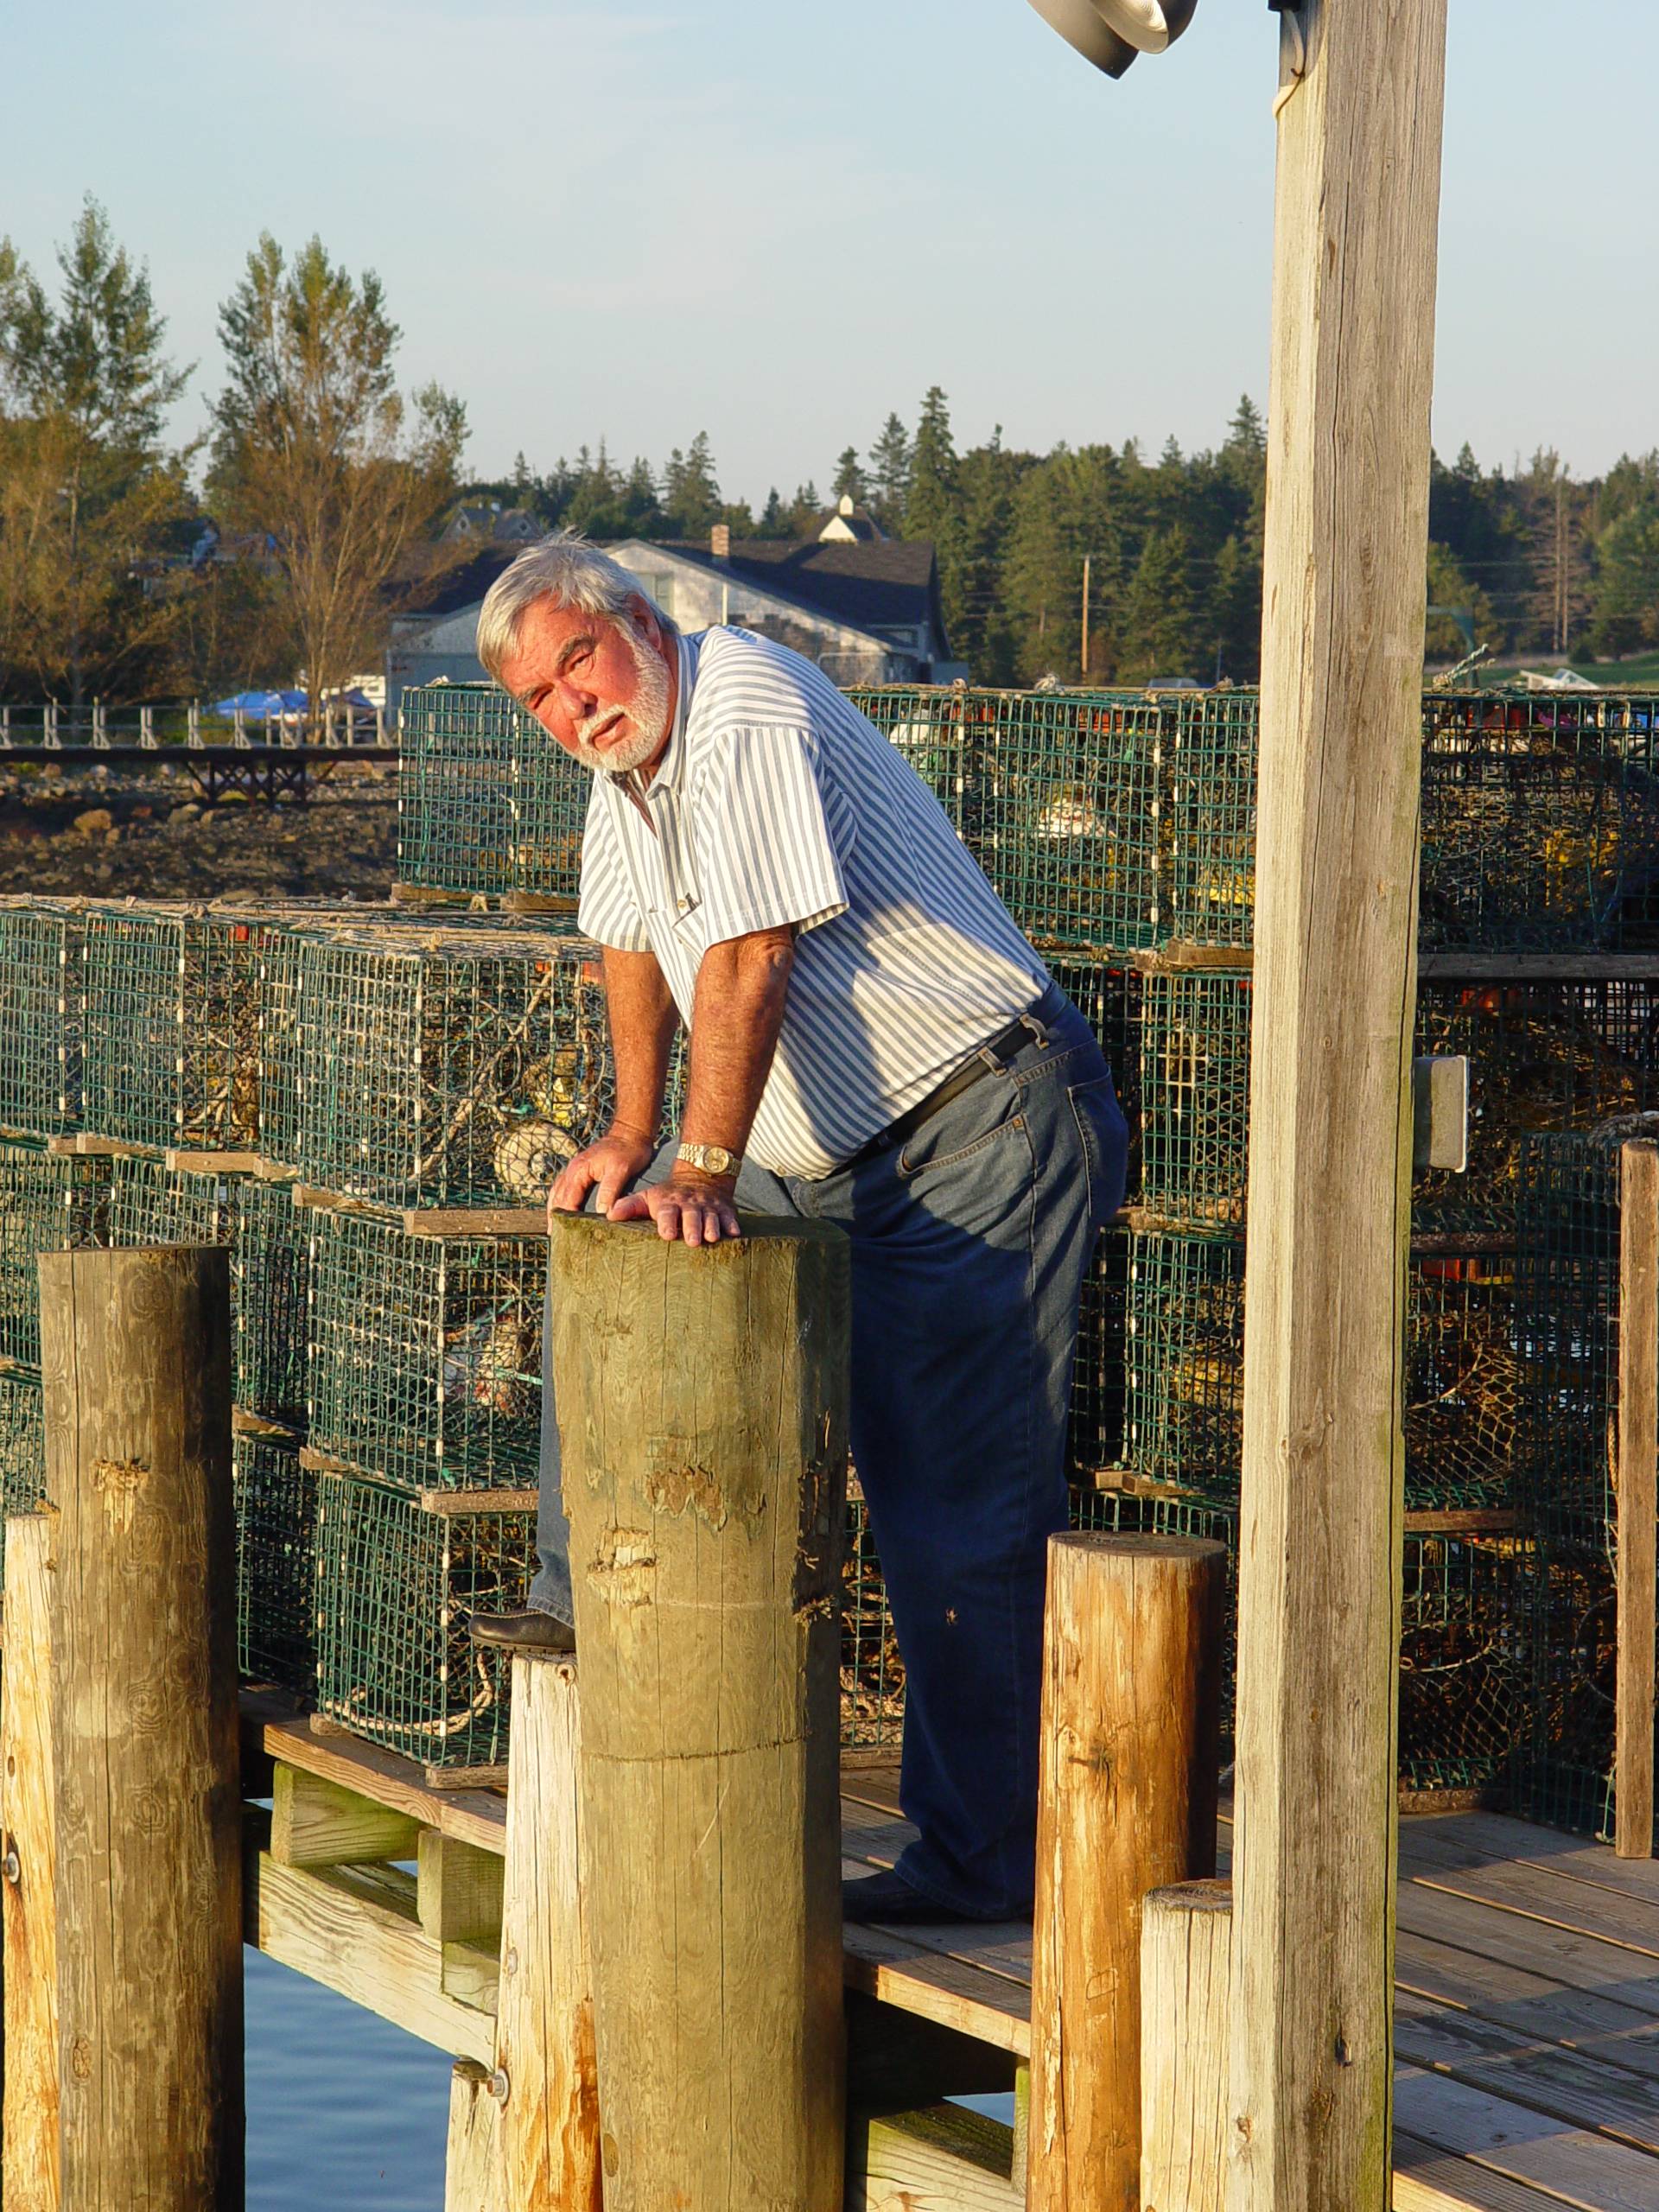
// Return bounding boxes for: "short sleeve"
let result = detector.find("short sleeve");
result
[575,791,650,951]
[689,724,849,947]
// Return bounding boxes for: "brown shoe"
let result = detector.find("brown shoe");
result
[467,1608,576,1654]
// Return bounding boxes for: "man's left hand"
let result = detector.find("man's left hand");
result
[607,1173,741,1247]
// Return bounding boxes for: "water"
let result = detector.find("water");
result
[247,1950,452,2210]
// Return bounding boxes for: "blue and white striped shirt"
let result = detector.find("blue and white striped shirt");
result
[576,626,1049,1179]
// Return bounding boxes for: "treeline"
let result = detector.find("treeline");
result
[7,200,1659,705]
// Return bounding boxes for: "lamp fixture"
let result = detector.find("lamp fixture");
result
[1025,0,1198,76]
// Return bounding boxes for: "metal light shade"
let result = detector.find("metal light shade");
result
[1024,0,1140,77]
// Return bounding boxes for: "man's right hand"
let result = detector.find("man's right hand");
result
[548,1124,658,1224]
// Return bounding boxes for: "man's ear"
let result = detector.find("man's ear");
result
[626,593,659,642]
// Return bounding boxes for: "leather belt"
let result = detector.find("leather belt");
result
[847,1011,1039,1171]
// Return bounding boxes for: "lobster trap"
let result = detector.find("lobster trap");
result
[841,1482,905,1749]
[397,683,588,903]
[307,1208,545,1493]
[1070,1228,1129,1477]
[847,687,990,846]
[296,923,612,1213]
[81,903,264,1154]
[0,899,85,1139]
[105,1154,236,1250]
[1123,1229,1526,1511]
[313,1470,534,1777]
[1398,1529,1532,1798]
[233,1433,319,1696]
[1162,690,1258,950]
[1137,969,1252,1227]
[233,1178,310,1433]
[0,1145,109,1370]
[1421,692,1659,950]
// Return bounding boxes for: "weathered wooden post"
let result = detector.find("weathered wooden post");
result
[1230,6,1448,2210]
[35,1245,244,2209]
[3,1512,61,2212]
[1027,1532,1226,2211]
[549,1212,849,2209]
[1141,1878,1233,2212]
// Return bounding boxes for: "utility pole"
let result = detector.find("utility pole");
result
[1081,553,1091,678]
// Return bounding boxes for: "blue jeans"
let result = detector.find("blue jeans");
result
[531,982,1128,1917]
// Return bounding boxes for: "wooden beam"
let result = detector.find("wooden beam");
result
[1141,1880,1232,2212]
[1229,6,1448,2212]
[419,1830,505,1946]
[550,1212,850,2210]
[270,1761,423,1869]
[40,1243,245,2206]
[492,1655,601,2212]
[844,1992,1017,2108]
[844,2104,1021,2212]
[1028,1534,1225,2211]
[1617,1141,1658,1859]
[241,1697,508,1859]
[2,1513,60,2212]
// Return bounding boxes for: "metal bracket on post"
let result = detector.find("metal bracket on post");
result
[1412,1056,1469,1174]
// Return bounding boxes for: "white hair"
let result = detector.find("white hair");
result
[475,530,670,686]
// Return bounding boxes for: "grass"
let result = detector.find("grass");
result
[1478,650,1659,690]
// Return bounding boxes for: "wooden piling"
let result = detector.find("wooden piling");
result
[1617,1140,1659,1858]
[1141,1879,1233,2212]
[445,2061,506,2212]
[1230,5,1447,2208]
[37,1244,244,2209]
[493,1654,601,2211]
[3,1512,61,2212]
[548,1212,850,2212]
[1027,1532,1226,2212]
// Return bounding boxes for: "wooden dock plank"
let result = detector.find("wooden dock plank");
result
[1393,2131,1601,2212]
[245,1704,506,1858]
[1394,1991,1659,2154]
[1395,1928,1659,2089]
[1394,2070,1659,2212]
[1407,1857,1659,1967]
[1397,1888,1659,2021]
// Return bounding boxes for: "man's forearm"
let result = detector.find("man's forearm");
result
[682,928,795,1158]
[602,946,679,1137]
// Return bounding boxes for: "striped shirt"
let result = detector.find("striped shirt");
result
[577,626,1049,1179]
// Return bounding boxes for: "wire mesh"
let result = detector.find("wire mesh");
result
[0,1146,109,1370]
[314,1471,533,1771]
[397,684,515,896]
[105,1154,236,1249]
[1138,969,1251,1227]
[1163,690,1258,950]
[0,899,85,1138]
[1511,1122,1647,1837]
[1398,1530,1533,1796]
[296,924,612,1212]
[0,1367,46,1585]
[234,1433,319,1695]
[1421,693,1659,950]
[846,687,989,846]
[1122,1231,1245,1499]
[82,903,264,1153]
[307,1209,545,1492]
[1071,1228,1129,1478]
[233,1179,310,1431]
[841,1480,904,1748]
[510,707,595,906]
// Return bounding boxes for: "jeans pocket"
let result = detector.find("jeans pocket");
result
[1068,1073,1128,1227]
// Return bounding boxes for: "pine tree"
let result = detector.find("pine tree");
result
[831,445,868,505]
[660,431,721,538]
[1120,525,1198,681]
[1591,500,1659,659]
[868,412,912,532]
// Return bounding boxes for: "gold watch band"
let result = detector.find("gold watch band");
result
[677,1141,742,1178]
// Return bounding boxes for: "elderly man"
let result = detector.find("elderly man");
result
[467,533,1126,1925]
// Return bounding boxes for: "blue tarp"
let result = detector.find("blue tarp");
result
[213,689,308,717]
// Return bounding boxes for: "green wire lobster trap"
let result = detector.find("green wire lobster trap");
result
[0,899,86,1140]
[307,1208,545,1493]
[1122,1229,1525,1513]
[841,1483,904,1749]
[234,1432,318,1696]
[0,1367,46,1584]
[1137,969,1252,1227]
[1512,1122,1656,1840]
[1421,692,1659,951]
[1162,690,1258,950]
[105,1154,235,1249]
[233,1178,310,1433]
[313,1470,534,1776]
[295,923,612,1213]
[0,1145,108,1370]
[82,903,265,1154]
[397,683,588,902]
[1397,1529,1533,1798]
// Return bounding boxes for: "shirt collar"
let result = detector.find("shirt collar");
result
[612,629,699,803]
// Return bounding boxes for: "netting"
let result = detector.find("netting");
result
[105,1154,236,1249]
[1404,1253,1523,1512]
[82,903,263,1153]
[1511,1122,1646,1838]
[1398,1530,1532,1796]
[1138,969,1252,1226]
[233,1179,310,1432]
[841,1481,904,1747]
[1163,691,1258,949]
[397,683,588,901]
[234,1433,319,1695]
[1122,1232,1245,1498]
[0,1146,108,1370]
[0,899,85,1139]
[307,1209,545,1492]
[314,1471,533,1771]
[1421,693,1659,950]
[296,924,612,1211]
[0,1367,46,1585]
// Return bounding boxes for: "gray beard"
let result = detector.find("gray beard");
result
[571,631,671,775]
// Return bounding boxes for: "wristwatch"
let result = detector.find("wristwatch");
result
[677,1142,743,1178]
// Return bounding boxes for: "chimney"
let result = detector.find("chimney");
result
[710,523,731,561]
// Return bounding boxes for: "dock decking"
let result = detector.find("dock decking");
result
[242,1698,1659,2212]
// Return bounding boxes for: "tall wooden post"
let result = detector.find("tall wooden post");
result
[1027,1533,1225,2211]
[37,1245,244,2210]
[3,1513,62,2212]
[548,1213,849,2212]
[1229,7,1447,2212]
[1617,1141,1659,1858]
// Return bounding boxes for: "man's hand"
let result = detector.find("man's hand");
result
[608,1172,741,1247]
[548,1124,658,1224]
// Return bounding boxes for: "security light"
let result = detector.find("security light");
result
[1026,0,1198,77]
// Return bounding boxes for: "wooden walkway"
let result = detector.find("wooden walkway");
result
[243,1703,1659,2211]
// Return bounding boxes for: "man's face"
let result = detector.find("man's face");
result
[501,594,674,775]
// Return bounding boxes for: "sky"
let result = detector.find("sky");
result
[7,2,1656,505]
